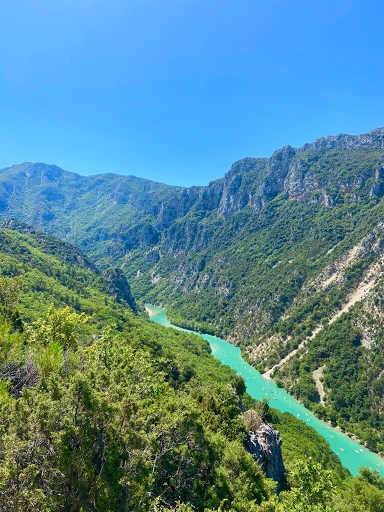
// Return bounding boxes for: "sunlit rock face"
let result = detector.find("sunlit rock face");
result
[247,422,285,483]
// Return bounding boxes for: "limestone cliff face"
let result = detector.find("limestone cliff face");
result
[243,409,285,483]
[200,128,384,218]
[300,127,384,152]
[246,423,285,483]
[156,129,384,257]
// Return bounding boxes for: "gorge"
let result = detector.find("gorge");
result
[2,128,384,459]
[148,304,384,477]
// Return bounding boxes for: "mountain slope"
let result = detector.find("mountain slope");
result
[2,130,384,338]
[3,128,384,452]
[0,222,355,511]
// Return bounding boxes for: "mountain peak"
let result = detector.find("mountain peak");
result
[298,127,384,154]
[0,162,80,182]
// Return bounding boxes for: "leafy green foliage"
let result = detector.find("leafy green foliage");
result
[278,457,336,512]
[0,227,279,510]
[28,304,89,348]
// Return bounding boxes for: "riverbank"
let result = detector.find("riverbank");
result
[145,306,157,317]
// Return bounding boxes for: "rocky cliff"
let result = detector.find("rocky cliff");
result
[1,129,384,339]
[104,268,137,312]
[243,409,285,484]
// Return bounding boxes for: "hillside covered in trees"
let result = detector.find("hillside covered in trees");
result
[1,222,384,510]
[3,130,384,452]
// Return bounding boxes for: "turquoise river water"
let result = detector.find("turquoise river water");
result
[147,304,384,477]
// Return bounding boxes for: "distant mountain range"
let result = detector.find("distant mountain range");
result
[3,127,384,450]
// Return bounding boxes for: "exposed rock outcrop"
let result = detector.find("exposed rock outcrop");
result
[104,268,137,312]
[243,409,285,484]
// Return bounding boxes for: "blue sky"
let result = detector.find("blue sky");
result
[1,0,383,186]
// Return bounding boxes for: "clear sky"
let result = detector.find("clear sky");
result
[1,0,384,186]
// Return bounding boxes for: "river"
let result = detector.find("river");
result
[147,304,384,477]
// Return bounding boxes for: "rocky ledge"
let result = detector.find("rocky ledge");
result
[244,409,285,484]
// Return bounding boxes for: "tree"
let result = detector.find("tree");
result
[278,457,335,512]
[0,276,23,311]
[28,305,89,349]
[0,276,23,329]
[334,468,384,512]
[232,375,246,397]
[259,399,271,423]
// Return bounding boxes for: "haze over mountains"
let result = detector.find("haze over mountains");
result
[3,128,384,451]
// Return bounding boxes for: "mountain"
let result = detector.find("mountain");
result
[0,218,96,271]
[3,128,384,451]
[0,221,361,511]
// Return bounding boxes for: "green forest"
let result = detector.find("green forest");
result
[0,225,384,511]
